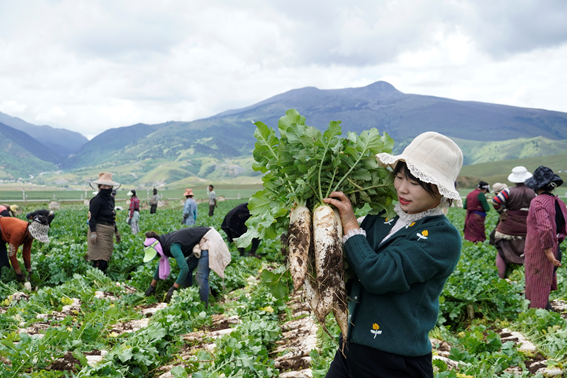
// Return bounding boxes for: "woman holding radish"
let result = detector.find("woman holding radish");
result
[323,131,463,378]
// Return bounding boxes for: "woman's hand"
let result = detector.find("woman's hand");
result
[323,191,359,235]
[544,248,562,267]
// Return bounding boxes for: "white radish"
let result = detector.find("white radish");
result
[302,276,320,314]
[313,204,344,324]
[288,206,312,290]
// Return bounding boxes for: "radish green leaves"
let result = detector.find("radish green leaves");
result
[237,109,397,247]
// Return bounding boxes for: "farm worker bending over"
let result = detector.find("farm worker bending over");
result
[0,215,50,284]
[182,188,197,226]
[221,202,260,258]
[26,209,56,225]
[0,204,17,217]
[491,166,536,278]
[463,181,491,242]
[323,132,463,378]
[87,172,121,273]
[143,226,231,305]
[524,166,567,310]
[127,190,140,235]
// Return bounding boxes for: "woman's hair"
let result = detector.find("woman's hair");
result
[145,231,160,239]
[393,161,441,199]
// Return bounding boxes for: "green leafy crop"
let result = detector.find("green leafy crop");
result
[237,109,397,246]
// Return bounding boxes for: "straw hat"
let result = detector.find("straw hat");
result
[376,131,464,207]
[90,172,120,189]
[28,216,49,243]
[508,166,532,183]
[184,188,194,197]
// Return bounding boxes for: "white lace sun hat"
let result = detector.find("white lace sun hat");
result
[376,131,464,207]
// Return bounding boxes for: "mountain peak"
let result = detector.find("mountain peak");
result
[363,81,400,93]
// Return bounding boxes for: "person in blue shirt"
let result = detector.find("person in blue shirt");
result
[182,188,198,226]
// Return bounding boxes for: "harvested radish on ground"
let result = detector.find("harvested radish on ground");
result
[236,108,397,338]
[289,205,312,290]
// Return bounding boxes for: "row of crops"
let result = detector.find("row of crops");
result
[1,199,567,377]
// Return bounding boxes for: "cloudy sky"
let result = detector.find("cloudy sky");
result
[1,0,566,139]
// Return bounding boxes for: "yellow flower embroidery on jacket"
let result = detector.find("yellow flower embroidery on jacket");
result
[370,323,382,338]
[417,230,429,241]
[405,222,416,229]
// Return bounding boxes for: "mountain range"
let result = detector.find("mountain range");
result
[2,81,567,187]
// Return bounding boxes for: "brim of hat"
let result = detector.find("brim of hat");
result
[508,172,532,183]
[143,247,158,263]
[90,181,121,190]
[525,176,564,190]
[376,152,463,207]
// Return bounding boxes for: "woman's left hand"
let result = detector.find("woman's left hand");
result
[323,191,359,235]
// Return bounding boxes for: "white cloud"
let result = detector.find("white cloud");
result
[0,100,27,115]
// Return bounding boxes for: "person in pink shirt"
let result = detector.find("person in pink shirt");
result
[524,166,567,310]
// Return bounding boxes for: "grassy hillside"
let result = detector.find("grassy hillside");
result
[458,152,567,189]
[452,136,567,165]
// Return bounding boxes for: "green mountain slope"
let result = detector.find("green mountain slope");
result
[451,136,567,165]
[458,152,567,188]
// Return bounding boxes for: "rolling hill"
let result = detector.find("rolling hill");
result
[0,111,88,159]
[0,122,58,179]
[4,81,567,187]
[458,152,567,189]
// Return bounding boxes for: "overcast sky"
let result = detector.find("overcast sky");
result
[1,0,567,139]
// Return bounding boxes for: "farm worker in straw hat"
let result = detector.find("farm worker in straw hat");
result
[87,172,121,273]
[463,181,491,242]
[524,166,567,310]
[0,204,18,218]
[491,166,536,279]
[127,190,140,235]
[0,215,50,286]
[142,227,231,305]
[182,188,198,226]
[323,131,463,377]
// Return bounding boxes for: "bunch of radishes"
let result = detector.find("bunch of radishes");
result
[237,109,397,338]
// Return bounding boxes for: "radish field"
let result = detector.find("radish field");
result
[1,200,567,377]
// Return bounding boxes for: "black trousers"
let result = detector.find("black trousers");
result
[150,204,157,214]
[326,337,433,378]
[208,205,215,217]
[0,242,10,272]
[0,224,11,272]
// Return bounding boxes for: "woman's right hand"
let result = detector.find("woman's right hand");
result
[323,191,359,235]
[90,232,97,244]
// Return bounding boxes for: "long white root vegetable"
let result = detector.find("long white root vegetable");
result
[289,206,312,290]
[313,205,344,323]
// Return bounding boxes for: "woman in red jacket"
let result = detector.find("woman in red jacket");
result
[0,215,49,283]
